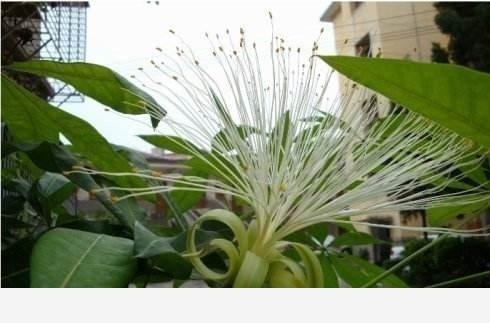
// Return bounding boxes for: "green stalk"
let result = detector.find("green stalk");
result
[233,251,269,288]
[361,233,449,288]
[425,270,490,288]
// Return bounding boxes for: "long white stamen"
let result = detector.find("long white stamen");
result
[89,15,489,246]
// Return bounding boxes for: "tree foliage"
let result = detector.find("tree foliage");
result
[431,2,490,72]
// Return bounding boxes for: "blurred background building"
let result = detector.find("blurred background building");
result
[321,1,488,264]
[321,1,444,263]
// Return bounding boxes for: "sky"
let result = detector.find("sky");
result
[62,0,337,152]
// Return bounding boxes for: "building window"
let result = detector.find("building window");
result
[350,2,363,13]
[355,33,371,57]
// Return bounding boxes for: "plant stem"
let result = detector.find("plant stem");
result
[361,233,449,288]
[425,270,490,288]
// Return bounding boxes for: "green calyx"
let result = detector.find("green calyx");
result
[186,209,324,288]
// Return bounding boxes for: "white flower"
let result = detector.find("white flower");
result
[68,18,489,287]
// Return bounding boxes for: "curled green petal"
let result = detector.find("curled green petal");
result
[268,262,306,288]
[233,251,269,288]
[186,209,248,283]
[289,242,324,288]
[272,256,307,286]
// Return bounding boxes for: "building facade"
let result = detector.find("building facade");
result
[320,2,449,252]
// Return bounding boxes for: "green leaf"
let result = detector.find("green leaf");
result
[269,111,291,166]
[139,134,201,156]
[168,168,206,218]
[285,223,330,247]
[31,228,137,287]
[1,75,58,143]
[211,125,259,151]
[427,199,490,227]
[133,222,192,279]
[211,88,234,127]
[297,111,348,143]
[134,221,179,258]
[113,145,150,170]
[7,60,166,128]
[319,56,490,149]
[185,153,241,184]
[35,172,76,209]
[8,142,143,228]
[331,232,388,247]
[318,253,339,288]
[27,172,76,225]
[1,76,146,190]
[329,253,407,288]
[140,135,242,185]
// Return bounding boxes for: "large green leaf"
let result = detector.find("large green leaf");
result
[133,222,192,279]
[27,172,76,225]
[318,253,339,288]
[7,60,166,128]
[211,125,259,151]
[134,221,180,258]
[1,75,146,190]
[319,56,490,149]
[329,253,407,288]
[1,76,58,143]
[31,228,137,287]
[269,110,291,166]
[139,134,201,156]
[427,199,490,227]
[168,168,206,218]
[35,172,76,209]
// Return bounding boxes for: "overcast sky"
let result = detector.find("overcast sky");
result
[62,0,336,152]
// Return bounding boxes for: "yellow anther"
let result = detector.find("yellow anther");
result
[152,171,162,177]
[110,196,119,203]
[279,183,287,192]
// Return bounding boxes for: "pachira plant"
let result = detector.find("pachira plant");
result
[58,21,489,287]
[3,15,489,287]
